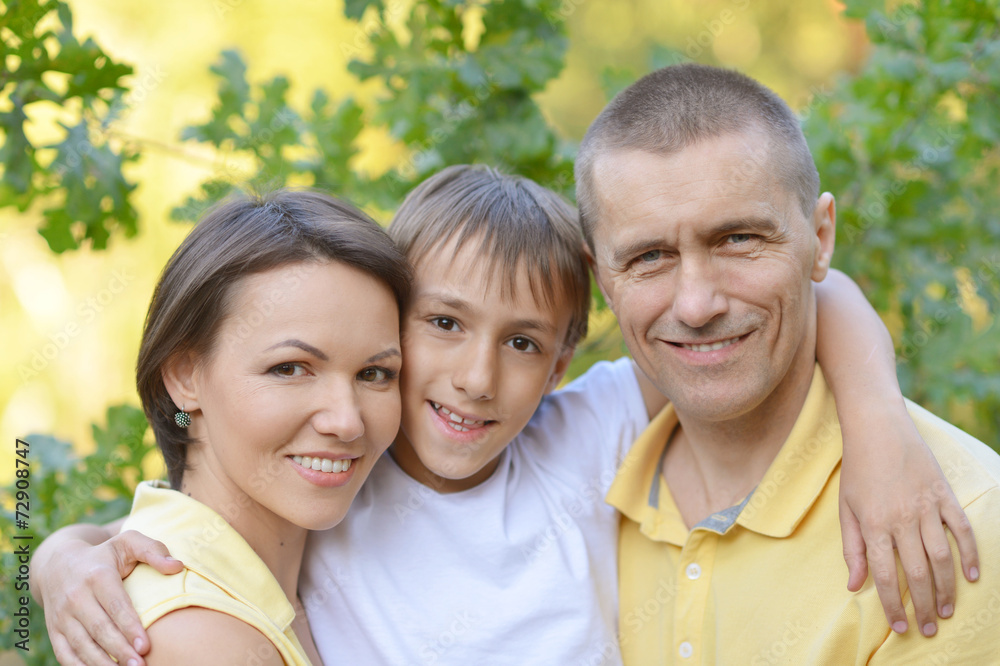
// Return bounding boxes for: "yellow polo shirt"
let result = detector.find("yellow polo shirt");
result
[608,366,1000,665]
[122,481,311,665]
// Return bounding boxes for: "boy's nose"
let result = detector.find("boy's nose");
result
[453,341,498,401]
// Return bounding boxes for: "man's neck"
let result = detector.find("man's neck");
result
[663,359,816,529]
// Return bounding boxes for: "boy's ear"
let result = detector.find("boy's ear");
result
[544,346,575,395]
[162,351,203,415]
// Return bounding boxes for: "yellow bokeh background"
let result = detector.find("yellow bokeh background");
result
[1,0,866,466]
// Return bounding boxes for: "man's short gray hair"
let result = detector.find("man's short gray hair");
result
[575,63,820,250]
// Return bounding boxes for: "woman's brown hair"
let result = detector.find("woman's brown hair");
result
[136,189,411,488]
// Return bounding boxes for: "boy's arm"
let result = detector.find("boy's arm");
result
[816,269,978,638]
[31,518,182,666]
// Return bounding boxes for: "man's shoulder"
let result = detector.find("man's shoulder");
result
[905,398,1000,506]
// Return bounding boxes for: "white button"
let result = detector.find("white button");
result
[686,563,701,580]
[679,641,693,658]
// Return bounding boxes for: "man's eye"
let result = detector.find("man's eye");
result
[639,250,662,262]
[728,234,753,244]
[431,317,459,331]
[507,337,539,353]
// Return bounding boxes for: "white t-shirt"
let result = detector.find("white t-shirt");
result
[300,358,648,666]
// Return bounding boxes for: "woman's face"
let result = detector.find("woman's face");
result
[181,260,402,532]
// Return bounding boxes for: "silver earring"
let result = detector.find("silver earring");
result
[174,406,191,428]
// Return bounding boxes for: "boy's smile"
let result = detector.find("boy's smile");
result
[390,236,574,493]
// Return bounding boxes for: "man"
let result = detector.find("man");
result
[575,63,1000,664]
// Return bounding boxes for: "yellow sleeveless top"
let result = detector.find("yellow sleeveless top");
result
[122,481,311,665]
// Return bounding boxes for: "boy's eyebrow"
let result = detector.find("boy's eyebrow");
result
[265,339,328,360]
[421,291,559,336]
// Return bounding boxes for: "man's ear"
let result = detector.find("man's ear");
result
[162,351,202,415]
[582,240,614,310]
[544,345,575,394]
[811,192,836,282]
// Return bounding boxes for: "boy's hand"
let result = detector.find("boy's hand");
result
[38,531,182,666]
[839,408,978,638]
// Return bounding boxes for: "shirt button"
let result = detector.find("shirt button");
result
[679,641,693,658]
[686,563,701,580]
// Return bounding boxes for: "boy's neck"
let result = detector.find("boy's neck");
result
[389,436,503,493]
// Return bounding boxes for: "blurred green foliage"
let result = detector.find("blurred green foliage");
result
[0,0,137,252]
[1,0,998,661]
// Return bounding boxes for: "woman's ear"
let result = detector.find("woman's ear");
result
[162,351,202,414]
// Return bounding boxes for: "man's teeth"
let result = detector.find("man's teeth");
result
[430,402,487,431]
[291,455,353,473]
[680,336,740,352]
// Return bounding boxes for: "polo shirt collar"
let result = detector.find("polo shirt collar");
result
[127,481,296,630]
[606,365,843,542]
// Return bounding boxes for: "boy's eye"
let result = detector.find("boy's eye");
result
[507,337,539,353]
[431,317,460,332]
[358,366,397,383]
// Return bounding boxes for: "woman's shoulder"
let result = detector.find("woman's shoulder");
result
[144,607,286,666]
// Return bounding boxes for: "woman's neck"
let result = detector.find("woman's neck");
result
[179,471,307,605]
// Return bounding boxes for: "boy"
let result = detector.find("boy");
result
[33,166,975,665]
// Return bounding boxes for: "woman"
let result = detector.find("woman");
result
[113,189,409,664]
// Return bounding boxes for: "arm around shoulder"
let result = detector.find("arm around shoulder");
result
[144,607,286,666]
[871,486,1000,664]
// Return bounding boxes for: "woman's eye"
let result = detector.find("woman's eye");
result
[271,363,303,377]
[507,337,539,353]
[431,317,459,332]
[358,366,397,382]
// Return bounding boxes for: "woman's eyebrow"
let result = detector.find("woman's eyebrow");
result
[265,339,329,361]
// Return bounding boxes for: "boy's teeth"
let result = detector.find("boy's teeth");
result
[434,403,486,427]
[291,455,353,473]
[680,336,739,352]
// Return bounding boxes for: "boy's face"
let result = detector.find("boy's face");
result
[391,236,574,493]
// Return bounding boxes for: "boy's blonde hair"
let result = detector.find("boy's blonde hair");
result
[389,165,589,348]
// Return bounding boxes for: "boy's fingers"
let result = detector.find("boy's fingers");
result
[61,618,125,666]
[895,529,937,636]
[112,531,180,577]
[94,585,148,659]
[838,499,869,591]
[941,500,978,583]
[920,516,956,618]
[866,530,908,634]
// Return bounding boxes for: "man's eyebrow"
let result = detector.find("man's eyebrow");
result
[712,217,779,236]
[365,348,401,364]
[612,238,670,267]
[265,339,329,361]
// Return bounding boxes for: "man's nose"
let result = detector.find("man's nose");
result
[671,258,728,329]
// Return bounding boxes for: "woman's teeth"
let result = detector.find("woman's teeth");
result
[292,455,352,473]
[431,402,487,432]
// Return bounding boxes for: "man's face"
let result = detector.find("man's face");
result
[589,133,834,424]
